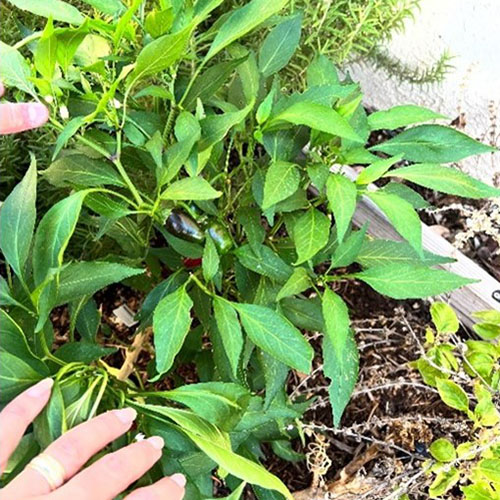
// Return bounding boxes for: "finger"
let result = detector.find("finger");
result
[4,408,137,499]
[0,378,53,474]
[0,102,49,134]
[124,474,186,500]
[50,437,165,500]
[0,82,4,97]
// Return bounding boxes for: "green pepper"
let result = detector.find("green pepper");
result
[166,211,205,243]
[207,221,233,254]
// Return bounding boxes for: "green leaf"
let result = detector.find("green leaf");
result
[322,288,350,359]
[436,378,469,413]
[382,182,431,209]
[331,224,367,268]
[307,163,330,191]
[54,261,144,306]
[153,285,193,375]
[32,190,87,285]
[367,191,422,256]
[367,105,446,130]
[0,155,36,279]
[326,173,357,243]
[236,207,265,253]
[281,296,324,331]
[132,24,192,81]
[462,483,497,500]
[430,302,459,334]
[270,102,361,142]
[256,88,275,125]
[356,239,454,268]
[356,264,476,299]
[323,329,358,427]
[53,116,86,160]
[203,235,220,282]
[145,8,174,38]
[262,161,300,210]
[293,208,330,264]
[477,459,500,482]
[158,382,250,431]
[0,41,36,97]
[259,350,289,409]
[161,177,222,201]
[33,382,66,449]
[84,193,132,219]
[184,56,248,110]
[213,297,244,377]
[34,18,57,80]
[113,0,143,46]
[6,0,84,25]
[235,303,313,373]
[207,482,246,500]
[44,154,125,188]
[276,267,311,301]
[356,155,403,185]
[307,54,339,86]
[74,298,100,342]
[386,164,500,199]
[371,125,496,163]
[429,438,456,462]
[0,352,44,403]
[55,27,88,73]
[205,0,289,61]
[199,103,253,151]
[258,12,302,77]
[55,342,115,363]
[235,244,293,282]
[429,467,460,498]
[80,0,123,15]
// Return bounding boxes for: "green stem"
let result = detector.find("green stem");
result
[114,158,143,206]
[13,32,42,49]
[190,273,213,297]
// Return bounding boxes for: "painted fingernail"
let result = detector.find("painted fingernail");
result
[27,103,49,127]
[26,378,54,398]
[147,436,164,450]
[170,473,186,488]
[114,408,137,424]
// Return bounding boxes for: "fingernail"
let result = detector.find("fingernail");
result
[170,473,186,488]
[147,436,164,450]
[27,103,49,127]
[114,408,137,424]
[26,378,54,398]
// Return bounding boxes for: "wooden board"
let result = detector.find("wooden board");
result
[341,166,500,327]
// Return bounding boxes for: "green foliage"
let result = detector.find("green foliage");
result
[413,304,500,500]
[0,1,497,497]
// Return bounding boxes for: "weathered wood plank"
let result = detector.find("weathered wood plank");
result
[342,166,500,327]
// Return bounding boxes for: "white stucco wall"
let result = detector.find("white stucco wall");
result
[347,0,500,185]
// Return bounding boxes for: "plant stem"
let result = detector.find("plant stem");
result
[190,273,213,297]
[117,327,151,381]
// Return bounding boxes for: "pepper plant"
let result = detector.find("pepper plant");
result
[1,0,499,498]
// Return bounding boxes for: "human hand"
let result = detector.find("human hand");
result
[0,379,186,500]
[0,82,49,135]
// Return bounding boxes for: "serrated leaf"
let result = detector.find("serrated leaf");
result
[270,101,361,142]
[430,302,459,334]
[382,182,431,209]
[205,0,289,61]
[323,329,358,427]
[53,116,86,160]
[367,105,446,130]
[161,177,221,200]
[356,264,476,299]
[356,155,403,185]
[32,190,87,286]
[331,224,367,268]
[236,207,265,253]
[429,467,460,498]
[213,298,244,377]
[6,0,84,25]
[235,244,292,282]
[0,41,36,97]
[307,54,339,86]
[258,12,302,77]
[386,163,500,199]
[477,459,500,482]
[34,18,57,80]
[203,235,220,282]
[436,378,469,413]
[0,156,36,279]
[153,285,193,375]
[322,288,350,359]
[276,267,311,301]
[371,125,496,163]
[235,303,313,373]
[429,438,456,462]
[44,154,125,188]
[326,173,357,243]
[280,296,324,332]
[262,161,300,210]
[293,208,330,264]
[367,191,422,256]
[356,239,453,268]
[0,352,44,403]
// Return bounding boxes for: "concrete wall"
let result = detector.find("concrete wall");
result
[347,0,500,185]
